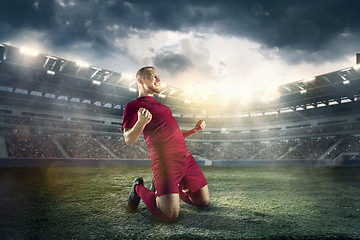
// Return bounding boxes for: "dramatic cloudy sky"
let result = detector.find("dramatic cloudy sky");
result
[1,0,359,96]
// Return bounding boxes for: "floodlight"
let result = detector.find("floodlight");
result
[300,89,307,94]
[76,60,89,68]
[47,70,56,75]
[343,80,350,85]
[129,87,137,92]
[20,47,39,56]
[158,94,166,98]
[303,77,315,83]
[92,80,101,86]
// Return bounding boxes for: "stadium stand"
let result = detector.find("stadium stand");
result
[5,132,63,158]
[1,43,360,165]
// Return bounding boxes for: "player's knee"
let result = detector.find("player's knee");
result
[196,198,210,208]
[203,195,210,206]
[162,207,179,222]
[156,194,180,221]
[165,212,179,222]
[191,193,210,207]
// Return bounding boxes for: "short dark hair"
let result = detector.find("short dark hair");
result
[136,66,154,79]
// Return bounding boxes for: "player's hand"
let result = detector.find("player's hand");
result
[137,107,152,126]
[195,120,206,131]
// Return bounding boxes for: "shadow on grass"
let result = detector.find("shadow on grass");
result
[0,167,107,239]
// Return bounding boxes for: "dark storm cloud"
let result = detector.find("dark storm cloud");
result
[129,0,360,64]
[0,0,56,36]
[1,0,359,64]
[153,51,192,75]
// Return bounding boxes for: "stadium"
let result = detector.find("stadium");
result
[1,43,360,239]
[1,43,360,166]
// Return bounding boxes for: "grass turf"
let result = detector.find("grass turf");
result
[0,165,360,239]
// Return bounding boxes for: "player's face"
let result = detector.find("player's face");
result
[143,69,161,94]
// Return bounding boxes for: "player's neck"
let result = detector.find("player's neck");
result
[138,91,154,98]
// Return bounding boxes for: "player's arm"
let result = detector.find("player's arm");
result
[124,108,152,146]
[182,120,206,138]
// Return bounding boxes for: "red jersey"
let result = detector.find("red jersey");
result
[122,96,188,158]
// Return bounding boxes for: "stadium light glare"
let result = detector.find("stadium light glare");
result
[343,80,350,85]
[92,80,101,86]
[184,99,192,104]
[47,70,56,75]
[169,89,178,96]
[303,77,315,83]
[264,110,278,116]
[260,88,281,103]
[222,96,229,106]
[300,89,307,94]
[20,47,39,56]
[183,88,196,97]
[220,128,229,133]
[129,87,137,92]
[202,95,209,100]
[158,93,166,98]
[341,67,352,72]
[76,60,89,68]
[239,92,254,106]
[128,81,138,88]
[121,72,135,81]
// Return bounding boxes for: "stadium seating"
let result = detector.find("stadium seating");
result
[5,132,63,158]
[3,122,360,160]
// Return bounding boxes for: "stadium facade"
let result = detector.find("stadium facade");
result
[1,43,360,166]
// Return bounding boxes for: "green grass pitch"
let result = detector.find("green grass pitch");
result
[1,165,360,239]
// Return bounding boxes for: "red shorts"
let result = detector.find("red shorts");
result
[151,152,208,197]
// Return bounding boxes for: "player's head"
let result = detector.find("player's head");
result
[136,66,161,95]
[136,66,155,80]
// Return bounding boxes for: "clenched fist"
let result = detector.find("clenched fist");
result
[138,107,152,125]
[195,120,206,131]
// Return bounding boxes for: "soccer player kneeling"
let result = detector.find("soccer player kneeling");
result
[123,66,210,221]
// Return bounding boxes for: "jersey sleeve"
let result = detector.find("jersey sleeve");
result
[121,102,139,132]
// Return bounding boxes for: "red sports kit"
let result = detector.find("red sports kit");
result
[122,96,207,196]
